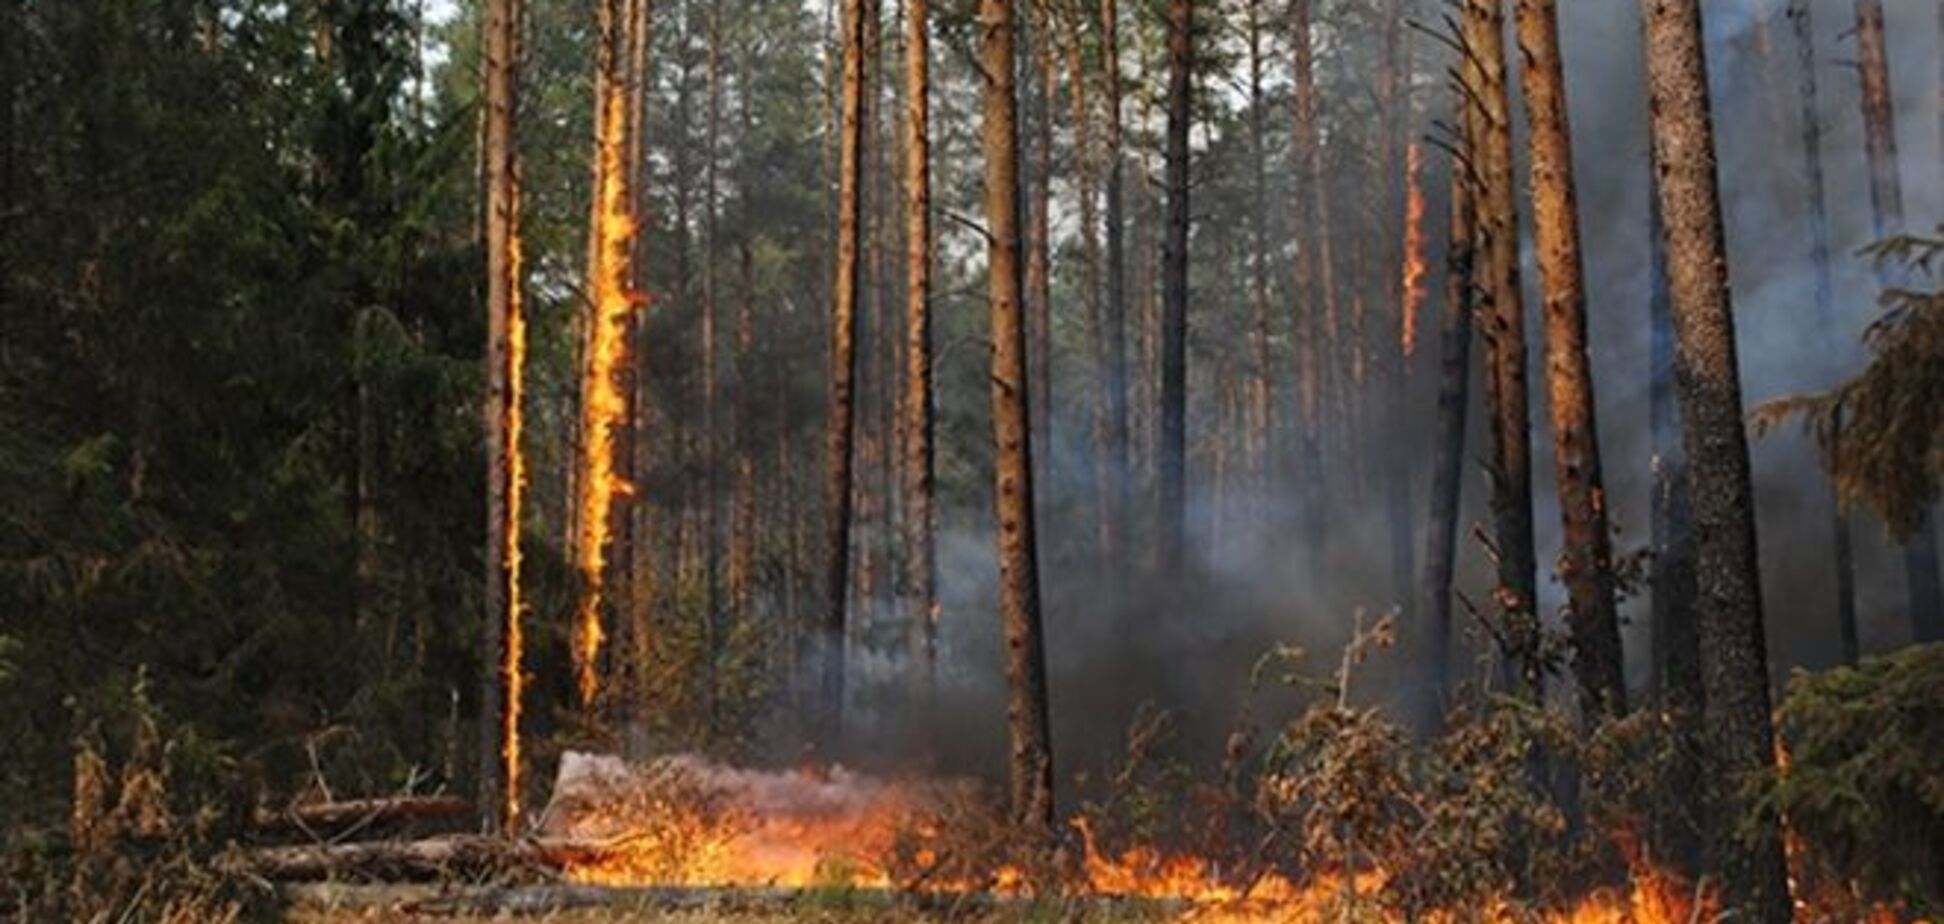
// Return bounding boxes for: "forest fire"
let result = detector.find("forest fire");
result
[537,753,1729,924]
[571,79,640,707]
[1398,139,1427,359]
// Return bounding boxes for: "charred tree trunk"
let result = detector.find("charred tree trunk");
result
[822,0,870,743]
[980,0,1055,840]
[1461,0,1538,695]
[1854,0,1944,645]
[1647,184,1703,876]
[1784,0,1858,663]
[1157,0,1191,575]
[1639,0,1790,917]
[902,0,939,697]
[1514,0,1625,719]
[480,0,525,835]
[1417,136,1475,735]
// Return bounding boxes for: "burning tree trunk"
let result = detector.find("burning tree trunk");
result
[1513,0,1625,719]
[1289,0,1327,560]
[1854,0,1944,645]
[1098,0,1129,564]
[902,0,938,696]
[1460,0,1538,694]
[572,0,646,709]
[1156,0,1190,576]
[1638,0,1790,918]
[1416,130,1475,734]
[479,0,525,835]
[1784,0,1859,663]
[979,0,1055,839]
[822,0,870,742]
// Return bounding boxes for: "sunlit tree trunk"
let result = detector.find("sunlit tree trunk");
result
[1854,0,1943,644]
[1157,0,1190,575]
[1460,0,1538,695]
[980,0,1054,839]
[479,0,524,836]
[901,0,938,696]
[1639,0,1790,916]
[822,0,869,743]
[1514,0,1625,719]
[1783,0,1858,663]
[1417,133,1474,734]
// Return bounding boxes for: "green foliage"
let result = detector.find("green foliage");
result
[1753,234,1944,540]
[1760,642,1944,912]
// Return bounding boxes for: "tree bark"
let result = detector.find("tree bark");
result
[1646,182,1702,877]
[1784,0,1858,663]
[980,0,1055,839]
[822,0,870,743]
[1025,21,1054,465]
[1417,135,1475,735]
[1289,0,1327,560]
[1514,0,1626,720]
[1854,0,1944,645]
[1245,0,1272,500]
[902,0,939,696]
[480,0,524,835]
[1098,0,1129,565]
[1157,0,1191,576]
[1460,0,1538,695]
[699,0,725,730]
[1054,10,1109,563]
[1639,0,1790,917]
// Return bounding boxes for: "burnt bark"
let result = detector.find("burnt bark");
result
[1639,0,1790,917]
[1157,0,1191,576]
[1418,138,1475,734]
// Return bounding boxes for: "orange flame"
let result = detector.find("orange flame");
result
[571,78,639,706]
[1399,139,1428,359]
[501,208,528,827]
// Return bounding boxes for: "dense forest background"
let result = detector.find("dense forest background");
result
[2,0,1941,892]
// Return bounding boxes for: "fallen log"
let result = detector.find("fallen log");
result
[250,795,472,838]
[238,835,545,882]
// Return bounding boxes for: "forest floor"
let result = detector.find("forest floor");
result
[279,885,1168,924]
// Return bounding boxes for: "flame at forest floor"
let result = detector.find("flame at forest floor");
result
[527,753,1814,924]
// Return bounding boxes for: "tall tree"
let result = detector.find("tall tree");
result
[1854,0,1944,644]
[1639,0,1790,917]
[1417,122,1475,733]
[1156,0,1191,574]
[1289,0,1328,559]
[980,0,1055,839]
[1514,0,1625,718]
[698,0,725,726]
[902,0,940,694]
[822,0,870,741]
[1461,0,1538,693]
[1244,0,1273,496]
[480,0,526,835]
[1098,0,1130,563]
[1784,0,1858,662]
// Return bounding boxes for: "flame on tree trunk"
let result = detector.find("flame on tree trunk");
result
[1399,141,1426,360]
[572,0,644,708]
[480,0,526,834]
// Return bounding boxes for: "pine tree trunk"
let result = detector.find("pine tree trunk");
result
[1647,184,1702,876]
[981,0,1054,839]
[1639,0,1790,916]
[1460,0,1538,695]
[1289,0,1327,559]
[902,0,939,696]
[1245,0,1272,501]
[1854,0,1944,644]
[480,0,525,836]
[1514,0,1625,719]
[1417,136,1474,735]
[1098,0,1129,564]
[822,0,870,743]
[1784,0,1858,663]
[1157,0,1191,575]
[1026,24,1054,465]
